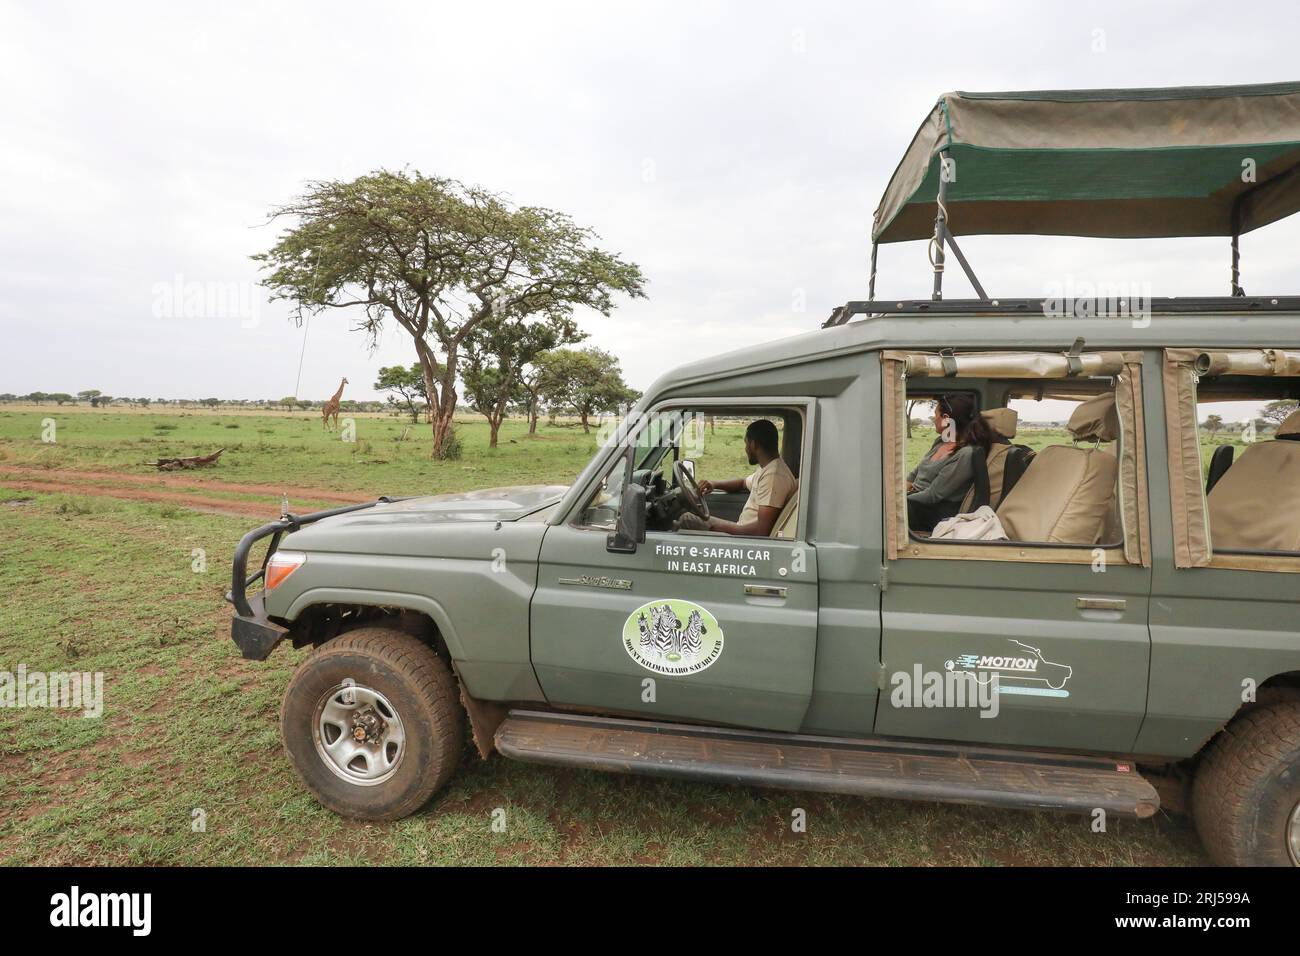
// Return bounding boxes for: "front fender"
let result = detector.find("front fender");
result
[284,587,467,659]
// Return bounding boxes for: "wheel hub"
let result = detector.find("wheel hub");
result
[312,682,406,787]
[351,706,386,744]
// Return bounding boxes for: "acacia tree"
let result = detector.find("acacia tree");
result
[374,364,428,422]
[1261,399,1299,429]
[521,358,555,435]
[462,313,583,447]
[254,170,645,459]
[539,347,638,433]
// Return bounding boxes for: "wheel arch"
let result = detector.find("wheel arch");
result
[1190,672,1300,762]
[285,588,468,659]
[283,593,506,759]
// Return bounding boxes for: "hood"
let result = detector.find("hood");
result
[279,484,567,558]
[338,484,568,525]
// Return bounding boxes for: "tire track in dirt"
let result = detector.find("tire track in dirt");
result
[0,465,368,505]
[0,479,284,518]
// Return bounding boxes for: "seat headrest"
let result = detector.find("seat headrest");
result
[1068,393,1119,443]
[1277,408,1300,437]
[981,407,1018,439]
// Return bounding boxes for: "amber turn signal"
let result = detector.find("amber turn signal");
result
[265,551,306,591]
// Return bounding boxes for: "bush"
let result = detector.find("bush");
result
[438,428,463,460]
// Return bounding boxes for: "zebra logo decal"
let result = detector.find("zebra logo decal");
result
[622,599,725,675]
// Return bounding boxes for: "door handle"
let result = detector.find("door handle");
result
[745,584,787,599]
[1076,597,1126,611]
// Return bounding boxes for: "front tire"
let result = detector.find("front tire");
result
[280,626,464,821]
[1192,697,1300,866]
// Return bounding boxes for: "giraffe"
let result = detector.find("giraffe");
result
[322,377,348,430]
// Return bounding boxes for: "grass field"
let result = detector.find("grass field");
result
[0,406,1211,865]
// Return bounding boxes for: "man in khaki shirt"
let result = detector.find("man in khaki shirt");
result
[678,419,797,536]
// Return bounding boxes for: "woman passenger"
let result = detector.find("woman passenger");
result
[906,394,994,533]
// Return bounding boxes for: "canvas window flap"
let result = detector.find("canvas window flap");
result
[885,349,1129,379]
[881,355,908,561]
[1191,348,1300,377]
[1114,358,1151,566]
[1163,349,1212,567]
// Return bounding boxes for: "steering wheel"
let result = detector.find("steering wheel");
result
[674,460,710,520]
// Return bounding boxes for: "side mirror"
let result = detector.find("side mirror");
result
[607,481,647,553]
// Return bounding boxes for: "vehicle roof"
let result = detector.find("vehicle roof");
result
[648,304,1300,397]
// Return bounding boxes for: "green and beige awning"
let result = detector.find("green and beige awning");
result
[874,82,1300,245]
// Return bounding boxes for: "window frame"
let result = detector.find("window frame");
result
[1164,348,1300,573]
[566,396,816,544]
[884,349,1149,567]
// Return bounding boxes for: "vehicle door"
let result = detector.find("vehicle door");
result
[1134,348,1300,757]
[530,401,819,732]
[873,351,1154,752]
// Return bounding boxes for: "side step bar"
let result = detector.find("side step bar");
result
[495,709,1159,818]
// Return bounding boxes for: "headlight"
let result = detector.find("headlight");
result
[265,551,306,591]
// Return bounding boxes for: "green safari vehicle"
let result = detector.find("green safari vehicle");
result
[228,83,1300,866]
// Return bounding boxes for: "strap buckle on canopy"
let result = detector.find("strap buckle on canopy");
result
[1065,338,1086,376]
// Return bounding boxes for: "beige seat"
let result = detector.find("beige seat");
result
[961,407,1020,511]
[1207,409,1300,552]
[982,406,1018,441]
[771,488,800,539]
[997,394,1120,544]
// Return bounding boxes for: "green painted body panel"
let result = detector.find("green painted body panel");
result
[264,517,548,702]
[260,310,1300,762]
[531,524,818,731]
[1135,358,1300,756]
[877,562,1152,751]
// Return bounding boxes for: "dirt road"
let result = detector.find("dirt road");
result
[0,465,369,519]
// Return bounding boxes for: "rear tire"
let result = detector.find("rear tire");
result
[1192,697,1300,866]
[280,626,464,821]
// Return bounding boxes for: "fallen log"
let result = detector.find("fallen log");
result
[146,448,226,471]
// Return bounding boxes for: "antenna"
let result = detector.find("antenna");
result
[292,313,311,398]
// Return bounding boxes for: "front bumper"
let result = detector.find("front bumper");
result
[230,591,289,660]
[226,498,394,660]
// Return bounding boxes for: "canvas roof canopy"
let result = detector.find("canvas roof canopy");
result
[873,82,1300,245]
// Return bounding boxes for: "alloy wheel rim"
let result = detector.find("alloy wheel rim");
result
[312,682,406,786]
[1288,799,1300,866]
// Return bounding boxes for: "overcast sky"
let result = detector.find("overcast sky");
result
[2,0,1298,406]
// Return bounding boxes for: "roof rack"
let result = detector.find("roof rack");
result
[857,82,1300,308]
[824,296,1300,327]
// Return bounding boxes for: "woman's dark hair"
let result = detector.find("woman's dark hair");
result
[937,393,993,452]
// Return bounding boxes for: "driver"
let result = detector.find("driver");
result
[676,419,797,536]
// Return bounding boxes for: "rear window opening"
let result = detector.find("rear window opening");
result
[904,380,1125,549]
[1192,378,1300,556]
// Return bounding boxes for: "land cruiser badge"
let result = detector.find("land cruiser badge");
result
[623,599,724,675]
